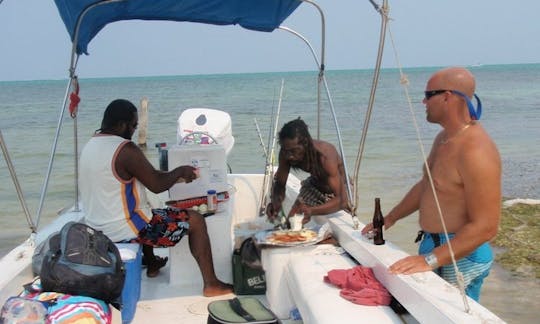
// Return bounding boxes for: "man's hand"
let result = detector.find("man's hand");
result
[176,165,198,183]
[388,255,432,275]
[361,214,396,234]
[288,201,311,224]
[266,202,279,222]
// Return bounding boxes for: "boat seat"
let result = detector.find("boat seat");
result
[168,199,235,287]
[261,244,402,323]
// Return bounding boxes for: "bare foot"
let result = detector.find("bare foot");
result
[203,281,234,297]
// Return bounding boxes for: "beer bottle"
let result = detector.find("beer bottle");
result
[373,198,385,245]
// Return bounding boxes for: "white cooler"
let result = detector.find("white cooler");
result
[167,143,228,201]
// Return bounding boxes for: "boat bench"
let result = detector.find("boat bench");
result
[167,199,235,287]
[261,245,402,323]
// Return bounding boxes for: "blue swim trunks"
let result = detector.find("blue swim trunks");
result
[418,232,493,302]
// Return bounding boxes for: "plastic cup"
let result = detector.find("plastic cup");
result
[290,214,303,231]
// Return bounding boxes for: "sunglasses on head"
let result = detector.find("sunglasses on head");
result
[424,89,449,100]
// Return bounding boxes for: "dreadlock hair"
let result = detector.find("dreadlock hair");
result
[98,99,137,133]
[278,118,327,180]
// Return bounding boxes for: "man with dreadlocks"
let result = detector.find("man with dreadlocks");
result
[266,118,349,224]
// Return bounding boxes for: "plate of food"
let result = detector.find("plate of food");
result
[254,226,325,247]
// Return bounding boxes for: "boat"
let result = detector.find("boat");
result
[0,1,506,323]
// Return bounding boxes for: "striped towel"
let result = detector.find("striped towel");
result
[20,279,112,324]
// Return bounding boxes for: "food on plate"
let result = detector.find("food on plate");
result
[267,229,317,244]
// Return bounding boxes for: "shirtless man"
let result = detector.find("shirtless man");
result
[362,67,501,301]
[80,99,232,297]
[266,118,349,224]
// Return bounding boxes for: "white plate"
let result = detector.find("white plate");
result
[254,225,325,247]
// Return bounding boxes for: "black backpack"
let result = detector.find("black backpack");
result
[40,222,125,305]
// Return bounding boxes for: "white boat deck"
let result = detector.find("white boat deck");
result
[0,173,504,323]
[112,248,297,324]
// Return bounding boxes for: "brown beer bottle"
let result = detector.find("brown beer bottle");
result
[373,198,385,245]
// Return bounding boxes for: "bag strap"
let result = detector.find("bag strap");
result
[228,298,256,322]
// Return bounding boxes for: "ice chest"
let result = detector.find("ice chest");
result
[116,243,142,324]
[207,297,277,324]
[167,144,228,201]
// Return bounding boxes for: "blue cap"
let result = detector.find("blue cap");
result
[207,189,216,194]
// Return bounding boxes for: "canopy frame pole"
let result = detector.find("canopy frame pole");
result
[35,72,77,228]
[0,129,36,233]
[279,0,356,227]
[35,1,126,227]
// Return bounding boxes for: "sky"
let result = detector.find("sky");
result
[1,0,539,81]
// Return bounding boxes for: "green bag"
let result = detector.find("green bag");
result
[232,238,266,295]
[207,297,278,324]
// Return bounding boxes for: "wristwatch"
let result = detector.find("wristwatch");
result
[424,253,439,269]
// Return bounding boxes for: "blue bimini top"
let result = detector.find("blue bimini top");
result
[54,0,303,55]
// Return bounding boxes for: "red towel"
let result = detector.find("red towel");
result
[324,266,392,306]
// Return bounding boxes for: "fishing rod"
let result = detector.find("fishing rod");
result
[257,85,278,216]
[253,118,268,160]
[258,79,285,217]
[255,116,271,216]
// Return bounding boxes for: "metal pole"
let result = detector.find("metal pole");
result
[0,129,36,233]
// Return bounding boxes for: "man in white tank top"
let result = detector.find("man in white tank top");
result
[80,99,232,297]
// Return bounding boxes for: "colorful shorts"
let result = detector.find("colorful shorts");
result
[137,208,190,247]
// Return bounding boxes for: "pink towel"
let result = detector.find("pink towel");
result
[324,266,392,306]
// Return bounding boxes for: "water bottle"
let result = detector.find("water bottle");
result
[207,190,217,212]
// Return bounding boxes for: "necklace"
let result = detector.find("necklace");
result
[440,123,472,145]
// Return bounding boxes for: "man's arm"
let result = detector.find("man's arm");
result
[116,142,197,193]
[382,136,440,229]
[267,149,290,219]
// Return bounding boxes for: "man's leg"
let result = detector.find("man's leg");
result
[142,244,168,278]
[187,210,233,297]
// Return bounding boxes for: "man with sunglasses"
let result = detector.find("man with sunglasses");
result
[362,67,501,302]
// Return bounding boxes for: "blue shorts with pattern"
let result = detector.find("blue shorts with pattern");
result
[419,232,493,302]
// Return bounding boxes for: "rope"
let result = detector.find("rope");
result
[386,19,471,312]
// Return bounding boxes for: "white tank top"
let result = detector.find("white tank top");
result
[80,134,151,242]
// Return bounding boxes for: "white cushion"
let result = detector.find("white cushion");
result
[287,253,403,324]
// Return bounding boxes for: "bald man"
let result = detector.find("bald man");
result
[362,67,501,302]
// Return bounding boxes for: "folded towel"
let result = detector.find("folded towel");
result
[324,266,392,306]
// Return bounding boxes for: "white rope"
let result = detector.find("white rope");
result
[385,13,471,313]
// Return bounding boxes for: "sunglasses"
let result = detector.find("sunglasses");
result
[424,89,449,100]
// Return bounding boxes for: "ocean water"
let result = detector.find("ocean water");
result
[1,64,539,322]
